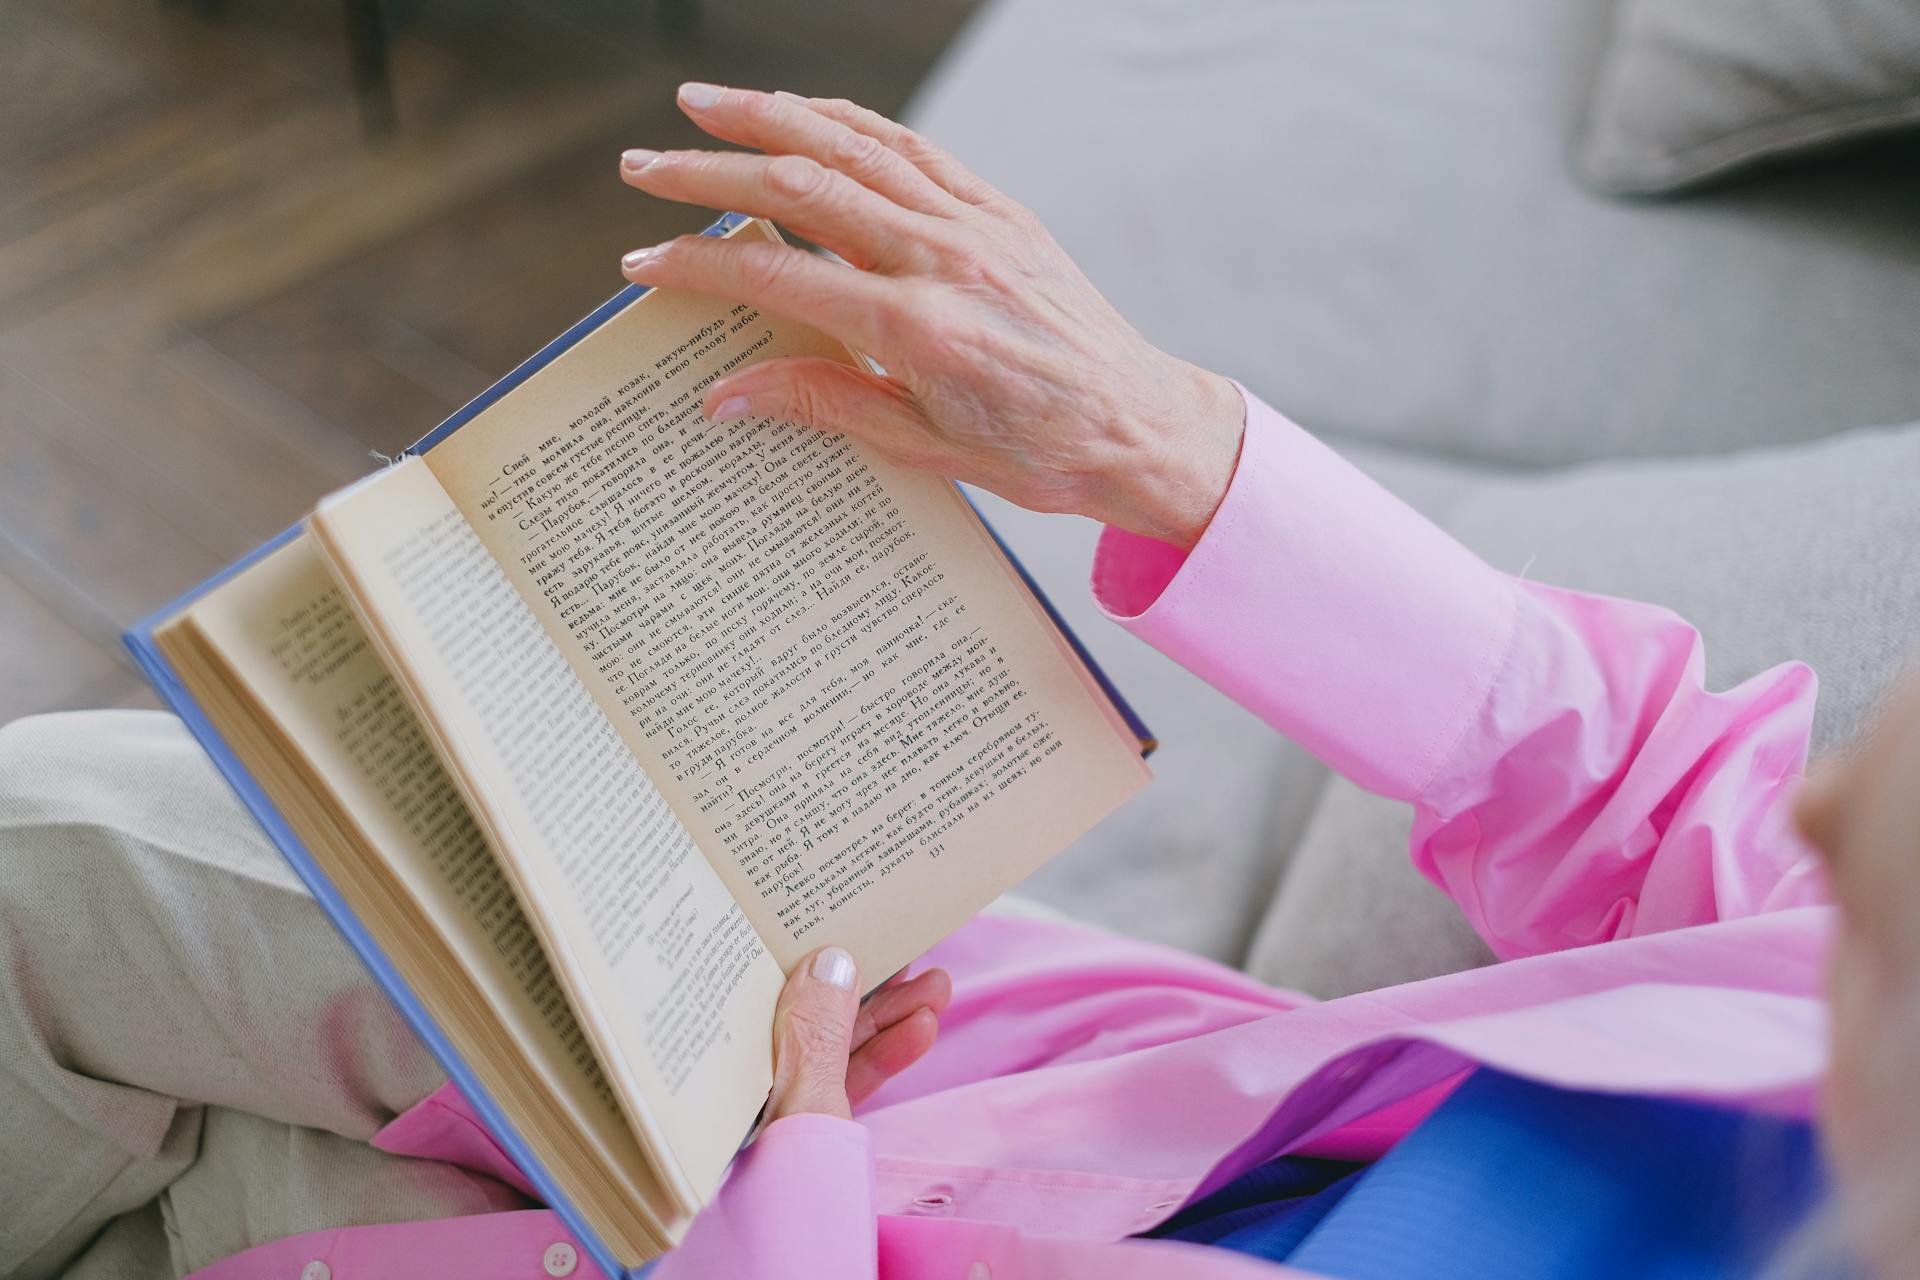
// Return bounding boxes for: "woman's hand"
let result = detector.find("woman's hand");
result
[765,946,951,1123]
[618,84,1245,549]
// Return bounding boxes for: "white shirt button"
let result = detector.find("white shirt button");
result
[543,1242,579,1277]
[300,1263,331,1280]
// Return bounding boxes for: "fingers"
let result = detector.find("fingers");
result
[765,953,948,1120]
[766,946,861,1122]
[619,146,938,273]
[673,83,962,218]
[704,357,947,468]
[621,236,902,356]
[851,967,952,1051]
[789,94,1001,206]
[845,1005,939,1106]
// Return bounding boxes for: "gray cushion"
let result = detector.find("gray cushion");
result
[1248,419,1920,997]
[908,0,1920,467]
[1578,0,1920,194]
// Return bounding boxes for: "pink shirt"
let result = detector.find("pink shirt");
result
[195,388,1831,1279]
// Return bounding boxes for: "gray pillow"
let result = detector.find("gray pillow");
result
[1579,0,1920,194]
[1249,417,1920,996]
[908,0,1920,468]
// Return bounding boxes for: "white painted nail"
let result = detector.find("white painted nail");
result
[679,82,724,110]
[810,946,856,990]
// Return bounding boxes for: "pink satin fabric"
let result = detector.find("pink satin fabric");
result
[193,388,1833,1279]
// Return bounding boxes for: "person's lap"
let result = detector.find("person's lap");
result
[0,710,517,1278]
[0,709,1113,1277]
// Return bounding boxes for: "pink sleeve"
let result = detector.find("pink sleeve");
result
[1094,386,1826,960]
[652,1114,876,1279]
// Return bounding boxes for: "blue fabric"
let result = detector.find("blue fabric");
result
[1149,1069,1835,1278]
[1150,1156,1365,1252]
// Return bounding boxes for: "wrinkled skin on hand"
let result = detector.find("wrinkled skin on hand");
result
[619,84,1245,550]
[762,947,951,1124]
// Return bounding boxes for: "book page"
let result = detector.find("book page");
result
[421,220,1150,982]
[312,461,783,1212]
[177,537,669,1249]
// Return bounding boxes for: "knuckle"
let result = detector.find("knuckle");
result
[782,1004,849,1061]
[938,239,994,286]
[998,199,1045,236]
[895,128,940,162]
[649,234,698,271]
[939,323,990,363]
[735,242,796,295]
[954,172,998,204]
[870,290,925,351]
[827,128,887,175]
[929,234,1021,293]
[766,153,831,199]
[739,91,779,126]
[782,381,827,426]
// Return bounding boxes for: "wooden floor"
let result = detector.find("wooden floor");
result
[0,0,977,724]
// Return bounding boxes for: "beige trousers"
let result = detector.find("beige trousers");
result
[0,710,1074,1279]
[0,711,524,1280]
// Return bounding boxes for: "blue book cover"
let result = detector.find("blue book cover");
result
[125,211,1152,1279]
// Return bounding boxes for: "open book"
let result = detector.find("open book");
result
[128,215,1151,1272]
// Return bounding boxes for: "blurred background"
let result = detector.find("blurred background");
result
[5,0,1919,991]
[0,0,975,723]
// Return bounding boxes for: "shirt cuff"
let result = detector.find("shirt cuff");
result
[661,1114,876,1278]
[1091,384,1517,801]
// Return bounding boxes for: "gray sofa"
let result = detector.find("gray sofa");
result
[904,0,1920,995]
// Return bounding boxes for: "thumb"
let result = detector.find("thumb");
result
[766,946,861,1123]
[703,357,941,464]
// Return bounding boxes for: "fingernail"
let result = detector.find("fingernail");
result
[620,148,661,174]
[773,90,807,104]
[709,394,752,422]
[810,946,856,990]
[621,246,661,273]
[678,81,724,110]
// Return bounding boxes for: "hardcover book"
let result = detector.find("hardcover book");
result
[127,213,1152,1275]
